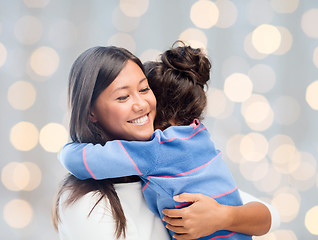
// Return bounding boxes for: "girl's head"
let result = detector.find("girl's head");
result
[144,43,211,130]
[68,46,156,143]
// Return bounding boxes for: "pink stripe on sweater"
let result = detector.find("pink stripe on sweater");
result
[83,146,97,180]
[155,151,221,178]
[155,126,206,144]
[208,232,236,239]
[174,186,238,208]
[212,186,238,199]
[142,152,222,192]
[117,140,142,175]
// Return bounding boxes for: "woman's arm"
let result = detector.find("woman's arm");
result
[162,192,276,240]
[239,189,280,233]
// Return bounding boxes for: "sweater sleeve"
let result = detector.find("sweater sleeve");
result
[59,139,158,180]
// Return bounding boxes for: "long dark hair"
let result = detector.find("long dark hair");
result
[52,46,144,239]
[145,42,211,130]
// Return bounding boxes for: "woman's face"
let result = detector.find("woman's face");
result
[90,60,157,141]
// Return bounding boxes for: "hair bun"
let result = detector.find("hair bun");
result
[160,44,211,87]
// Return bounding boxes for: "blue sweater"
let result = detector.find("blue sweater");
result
[59,120,252,240]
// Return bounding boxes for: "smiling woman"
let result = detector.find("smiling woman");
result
[52,46,170,240]
[89,60,157,141]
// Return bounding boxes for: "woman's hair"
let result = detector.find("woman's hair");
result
[144,43,211,130]
[52,46,144,239]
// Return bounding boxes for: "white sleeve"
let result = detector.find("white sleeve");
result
[58,192,122,240]
[238,189,280,232]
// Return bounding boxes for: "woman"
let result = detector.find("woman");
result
[52,46,277,240]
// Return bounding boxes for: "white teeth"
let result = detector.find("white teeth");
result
[130,115,148,125]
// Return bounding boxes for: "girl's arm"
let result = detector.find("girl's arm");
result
[162,192,278,240]
[59,140,155,180]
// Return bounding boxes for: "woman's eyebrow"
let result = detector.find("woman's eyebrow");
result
[113,78,147,92]
[139,77,147,84]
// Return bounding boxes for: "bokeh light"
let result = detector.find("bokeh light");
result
[3,199,33,228]
[291,152,316,181]
[244,33,268,60]
[240,132,268,162]
[240,158,269,182]
[272,188,300,222]
[1,162,30,191]
[215,0,237,28]
[140,49,162,63]
[224,73,253,102]
[252,24,282,54]
[7,81,36,110]
[270,0,299,14]
[226,134,245,163]
[207,88,235,119]
[14,16,42,45]
[306,80,318,110]
[178,28,208,49]
[254,230,298,240]
[10,122,39,151]
[30,46,59,77]
[273,26,293,55]
[119,0,149,17]
[190,0,219,29]
[253,166,282,193]
[0,42,7,67]
[39,123,68,153]
[2,161,41,192]
[271,144,301,174]
[305,206,318,235]
[241,94,274,131]
[23,162,42,191]
[301,9,318,39]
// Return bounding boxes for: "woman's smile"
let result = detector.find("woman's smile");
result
[128,114,150,125]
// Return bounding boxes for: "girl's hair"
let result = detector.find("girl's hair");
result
[52,46,144,239]
[144,43,211,130]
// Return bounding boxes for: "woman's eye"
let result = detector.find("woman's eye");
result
[117,95,129,101]
[140,87,150,93]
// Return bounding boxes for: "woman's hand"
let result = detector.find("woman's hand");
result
[162,192,271,240]
[162,193,228,240]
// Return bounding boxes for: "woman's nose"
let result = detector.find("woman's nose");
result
[132,95,147,112]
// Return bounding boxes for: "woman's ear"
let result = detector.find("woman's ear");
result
[89,109,98,123]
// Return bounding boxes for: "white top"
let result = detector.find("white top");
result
[58,181,170,240]
[58,182,280,239]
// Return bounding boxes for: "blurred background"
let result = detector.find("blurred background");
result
[1,0,317,239]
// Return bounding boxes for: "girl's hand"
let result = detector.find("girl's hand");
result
[162,193,228,240]
[162,192,271,239]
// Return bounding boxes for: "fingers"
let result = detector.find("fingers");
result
[162,208,184,218]
[173,192,203,203]
[162,216,183,226]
